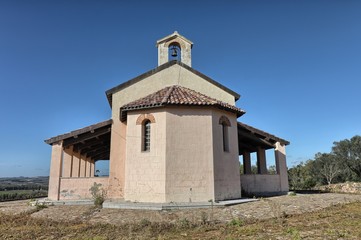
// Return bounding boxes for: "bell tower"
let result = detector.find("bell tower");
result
[156,31,193,67]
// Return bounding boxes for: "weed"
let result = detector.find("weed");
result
[139,218,151,227]
[267,200,283,219]
[286,227,301,240]
[228,218,244,227]
[89,182,107,207]
[200,211,208,224]
[208,199,214,222]
[36,204,48,211]
[178,218,191,228]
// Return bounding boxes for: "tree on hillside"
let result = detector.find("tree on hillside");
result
[315,153,341,185]
[332,135,361,180]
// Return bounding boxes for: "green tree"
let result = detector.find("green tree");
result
[268,165,277,175]
[314,153,341,185]
[288,160,317,190]
[332,135,361,180]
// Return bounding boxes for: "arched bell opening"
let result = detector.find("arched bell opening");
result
[168,42,181,62]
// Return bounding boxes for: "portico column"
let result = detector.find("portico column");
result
[90,160,95,177]
[62,146,73,177]
[48,141,63,200]
[86,157,92,177]
[243,151,252,174]
[79,155,86,177]
[257,147,268,174]
[275,142,289,192]
[71,151,80,177]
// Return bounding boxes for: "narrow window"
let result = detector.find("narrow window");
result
[222,123,229,152]
[143,120,151,151]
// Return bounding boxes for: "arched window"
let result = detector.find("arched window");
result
[219,116,231,152]
[222,122,229,152]
[136,114,155,152]
[143,120,151,151]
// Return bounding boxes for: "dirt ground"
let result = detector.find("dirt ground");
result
[1,193,361,225]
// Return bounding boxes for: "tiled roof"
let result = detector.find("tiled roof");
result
[120,85,245,119]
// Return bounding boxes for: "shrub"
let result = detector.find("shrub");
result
[89,182,107,207]
[228,218,244,227]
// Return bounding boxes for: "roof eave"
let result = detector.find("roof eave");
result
[156,31,193,46]
[44,119,113,145]
[237,122,290,146]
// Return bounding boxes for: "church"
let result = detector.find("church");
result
[45,32,290,203]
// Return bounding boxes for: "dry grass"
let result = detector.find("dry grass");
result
[1,202,361,239]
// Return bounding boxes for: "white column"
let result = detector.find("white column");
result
[48,141,63,200]
[275,142,289,192]
[79,155,86,177]
[90,160,95,177]
[86,157,92,177]
[71,151,80,177]
[257,147,268,174]
[62,146,73,177]
[243,151,252,174]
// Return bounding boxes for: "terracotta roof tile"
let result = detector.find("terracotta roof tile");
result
[120,85,245,118]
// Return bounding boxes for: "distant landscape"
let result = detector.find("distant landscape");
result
[0,176,48,202]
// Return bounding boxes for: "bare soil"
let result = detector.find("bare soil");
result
[1,193,361,239]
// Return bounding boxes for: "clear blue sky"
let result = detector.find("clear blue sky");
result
[0,0,360,177]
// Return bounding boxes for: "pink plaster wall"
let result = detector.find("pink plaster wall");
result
[212,110,242,201]
[165,107,214,202]
[59,177,109,200]
[240,174,283,195]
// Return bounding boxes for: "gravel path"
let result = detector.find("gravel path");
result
[1,193,361,225]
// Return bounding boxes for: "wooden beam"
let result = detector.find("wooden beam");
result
[86,148,110,159]
[75,140,110,152]
[63,127,110,147]
[91,151,110,161]
[238,129,275,150]
[238,142,257,153]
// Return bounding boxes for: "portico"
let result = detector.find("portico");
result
[238,122,290,195]
[45,120,111,200]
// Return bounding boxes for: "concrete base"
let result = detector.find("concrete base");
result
[243,191,289,198]
[103,198,258,210]
[40,198,94,206]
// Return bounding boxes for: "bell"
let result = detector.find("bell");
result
[171,47,178,57]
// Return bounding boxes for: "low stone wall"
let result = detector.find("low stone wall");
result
[316,182,361,194]
[240,174,285,196]
[59,177,109,200]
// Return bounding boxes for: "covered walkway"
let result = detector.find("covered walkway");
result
[45,120,112,200]
[238,122,290,196]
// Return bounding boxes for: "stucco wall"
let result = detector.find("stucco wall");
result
[165,107,214,202]
[240,174,283,195]
[59,177,109,200]
[108,64,236,201]
[124,109,167,202]
[212,110,242,201]
[107,120,126,199]
[111,64,235,120]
